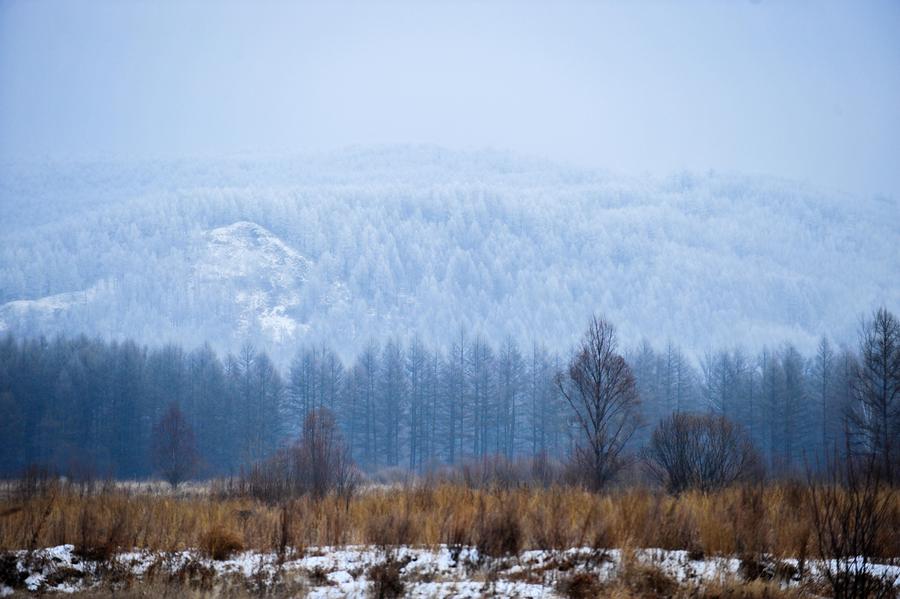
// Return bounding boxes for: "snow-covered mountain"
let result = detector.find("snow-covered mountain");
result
[0,146,897,361]
[0,219,352,350]
[194,221,312,341]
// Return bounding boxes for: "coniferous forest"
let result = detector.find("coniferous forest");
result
[2,307,895,482]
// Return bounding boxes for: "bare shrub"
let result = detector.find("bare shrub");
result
[200,526,244,561]
[617,558,680,598]
[15,463,57,501]
[235,408,359,503]
[644,412,763,494]
[739,554,797,584]
[557,571,601,599]
[807,448,898,599]
[75,507,113,562]
[475,497,522,558]
[293,408,359,499]
[368,555,406,599]
[425,454,567,489]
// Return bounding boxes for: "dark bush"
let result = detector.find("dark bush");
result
[556,571,601,599]
[619,561,680,597]
[0,553,26,589]
[476,500,522,558]
[200,526,244,561]
[644,413,762,494]
[368,556,405,599]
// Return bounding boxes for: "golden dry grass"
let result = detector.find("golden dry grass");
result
[0,482,897,560]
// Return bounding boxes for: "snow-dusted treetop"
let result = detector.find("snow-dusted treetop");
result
[0,146,897,362]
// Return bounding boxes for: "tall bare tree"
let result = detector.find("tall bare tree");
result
[556,315,641,489]
[152,402,198,489]
[850,307,900,483]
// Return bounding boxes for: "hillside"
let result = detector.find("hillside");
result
[0,146,897,361]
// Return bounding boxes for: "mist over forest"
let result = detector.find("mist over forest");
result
[1,147,896,365]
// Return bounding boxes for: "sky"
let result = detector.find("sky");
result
[1,0,899,198]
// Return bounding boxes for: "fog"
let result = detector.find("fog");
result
[2,0,899,197]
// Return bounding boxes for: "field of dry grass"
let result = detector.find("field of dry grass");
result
[1,481,897,559]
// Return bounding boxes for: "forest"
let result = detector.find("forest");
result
[2,149,897,365]
[1,306,895,485]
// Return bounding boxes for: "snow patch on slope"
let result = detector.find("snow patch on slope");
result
[0,287,98,332]
[193,221,313,342]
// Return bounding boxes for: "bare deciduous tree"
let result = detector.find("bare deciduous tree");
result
[556,316,641,489]
[293,407,358,499]
[237,407,358,502]
[152,402,199,489]
[644,412,761,494]
[849,307,900,483]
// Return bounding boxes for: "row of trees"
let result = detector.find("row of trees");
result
[0,308,896,484]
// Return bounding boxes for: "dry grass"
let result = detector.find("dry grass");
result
[0,482,897,560]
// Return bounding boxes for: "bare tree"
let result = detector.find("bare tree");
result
[644,412,762,494]
[849,307,900,483]
[807,443,898,599]
[237,407,358,502]
[152,402,199,489]
[292,407,358,499]
[556,315,641,489]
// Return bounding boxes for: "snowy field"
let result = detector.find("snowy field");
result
[2,543,898,597]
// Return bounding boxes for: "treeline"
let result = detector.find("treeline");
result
[0,307,897,481]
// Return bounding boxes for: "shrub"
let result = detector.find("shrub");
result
[15,464,57,501]
[476,499,522,558]
[644,413,762,494]
[233,408,359,503]
[0,553,26,589]
[556,571,602,599]
[200,526,244,561]
[618,560,680,598]
[368,556,405,599]
[807,449,898,599]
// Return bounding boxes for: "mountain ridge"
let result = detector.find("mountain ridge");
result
[0,147,896,362]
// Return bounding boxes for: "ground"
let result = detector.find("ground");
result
[3,543,899,597]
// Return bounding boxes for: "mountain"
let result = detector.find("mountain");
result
[0,219,352,351]
[0,146,897,361]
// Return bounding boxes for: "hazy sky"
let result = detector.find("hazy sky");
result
[1,0,899,197]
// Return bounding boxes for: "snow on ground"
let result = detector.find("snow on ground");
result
[1,544,897,596]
